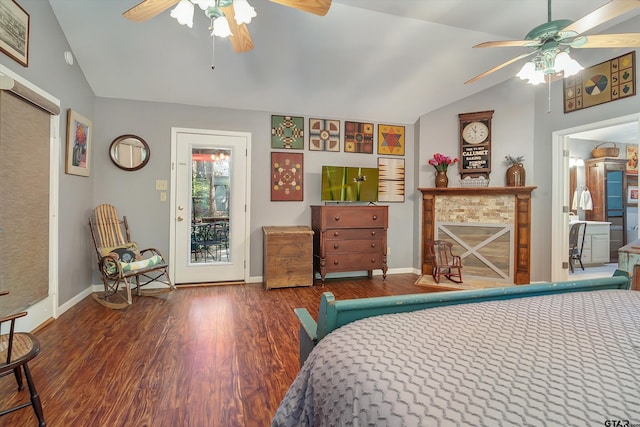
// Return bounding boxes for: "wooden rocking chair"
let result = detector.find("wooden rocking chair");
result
[89,204,175,309]
[426,240,463,284]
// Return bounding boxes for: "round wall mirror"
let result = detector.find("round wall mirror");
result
[109,134,150,171]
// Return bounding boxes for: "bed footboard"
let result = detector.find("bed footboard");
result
[296,271,630,365]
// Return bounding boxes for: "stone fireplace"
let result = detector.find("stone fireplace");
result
[419,187,536,284]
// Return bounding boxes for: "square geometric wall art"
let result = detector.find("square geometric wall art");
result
[271,152,303,201]
[378,157,405,203]
[564,51,635,113]
[309,118,340,151]
[344,121,374,154]
[377,124,405,156]
[271,115,304,149]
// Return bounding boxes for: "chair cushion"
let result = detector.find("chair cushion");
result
[101,243,163,274]
[119,255,163,273]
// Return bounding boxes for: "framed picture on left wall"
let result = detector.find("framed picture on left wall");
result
[65,109,92,177]
[0,0,29,67]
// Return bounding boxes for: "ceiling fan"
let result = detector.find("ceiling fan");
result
[465,0,640,84]
[123,0,332,53]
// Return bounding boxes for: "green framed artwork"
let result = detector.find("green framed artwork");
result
[309,118,340,151]
[564,51,635,113]
[344,121,374,153]
[378,124,405,156]
[378,157,405,202]
[271,115,304,149]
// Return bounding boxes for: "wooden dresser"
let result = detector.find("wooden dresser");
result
[262,226,314,289]
[311,205,388,284]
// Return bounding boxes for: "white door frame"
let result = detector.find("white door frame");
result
[0,65,60,331]
[169,127,252,284]
[551,112,640,281]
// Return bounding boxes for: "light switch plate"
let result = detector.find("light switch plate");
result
[156,179,168,191]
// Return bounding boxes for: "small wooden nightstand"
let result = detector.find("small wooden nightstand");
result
[263,226,314,289]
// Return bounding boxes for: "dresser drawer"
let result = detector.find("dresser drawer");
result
[317,206,387,229]
[325,253,384,271]
[325,228,384,240]
[326,238,384,254]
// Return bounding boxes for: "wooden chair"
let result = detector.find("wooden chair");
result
[0,291,46,426]
[426,240,463,284]
[89,204,176,309]
[569,222,587,273]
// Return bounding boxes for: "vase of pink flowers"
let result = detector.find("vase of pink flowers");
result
[429,153,459,188]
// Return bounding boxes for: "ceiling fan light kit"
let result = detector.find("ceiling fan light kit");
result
[516,48,584,85]
[170,0,255,37]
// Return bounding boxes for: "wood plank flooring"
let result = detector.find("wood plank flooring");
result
[0,273,432,426]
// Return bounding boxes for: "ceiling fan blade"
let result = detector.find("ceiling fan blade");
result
[465,51,537,85]
[123,0,179,22]
[474,40,542,48]
[570,32,640,47]
[221,5,255,53]
[269,0,332,16]
[560,0,640,37]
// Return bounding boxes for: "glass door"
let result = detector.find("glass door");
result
[171,129,248,284]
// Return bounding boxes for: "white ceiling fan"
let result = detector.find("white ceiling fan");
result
[466,0,640,84]
[122,0,332,53]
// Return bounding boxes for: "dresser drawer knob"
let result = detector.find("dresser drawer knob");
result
[372,215,378,220]
[370,258,376,263]
[371,243,376,248]
[333,243,339,249]
[370,231,376,236]
[334,216,340,221]
[333,260,340,265]
[333,231,340,237]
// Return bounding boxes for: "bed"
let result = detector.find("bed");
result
[272,274,640,426]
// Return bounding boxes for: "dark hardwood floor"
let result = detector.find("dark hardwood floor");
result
[0,273,433,426]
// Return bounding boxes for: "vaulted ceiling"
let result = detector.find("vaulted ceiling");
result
[49,0,640,124]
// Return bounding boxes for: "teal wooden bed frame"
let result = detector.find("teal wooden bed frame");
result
[294,271,630,365]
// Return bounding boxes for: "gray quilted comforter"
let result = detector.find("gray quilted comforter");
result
[272,290,640,426]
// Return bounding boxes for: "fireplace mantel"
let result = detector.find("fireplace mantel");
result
[419,186,536,284]
[418,186,537,196]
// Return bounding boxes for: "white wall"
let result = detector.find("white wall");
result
[94,98,417,279]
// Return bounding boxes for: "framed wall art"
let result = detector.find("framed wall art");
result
[0,0,29,67]
[564,51,635,113]
[65,109,92,177]
[271,115,304,149]
[627,144,638,173]
[344,121,374,154]
[378,157,405,203]
[628,185,638,206]
[377,124,405,156]
[309,118,340,151]
[271,152,303,201]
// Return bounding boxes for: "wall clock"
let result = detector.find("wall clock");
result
[459,110,494,177]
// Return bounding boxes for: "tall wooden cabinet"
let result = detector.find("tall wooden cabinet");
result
[311,205,388,284]
[585,157,627,261]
